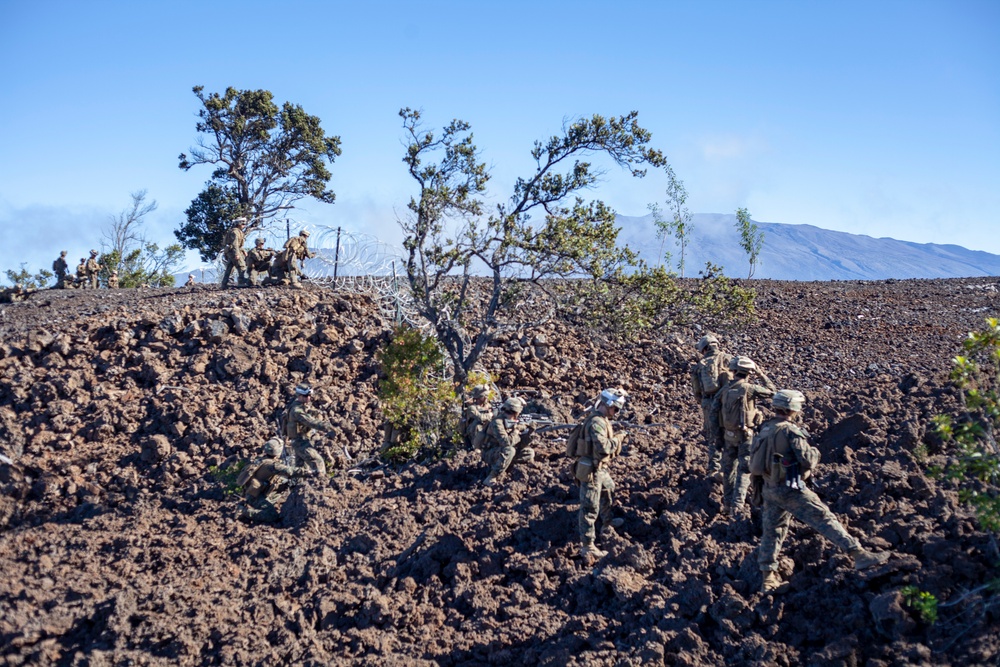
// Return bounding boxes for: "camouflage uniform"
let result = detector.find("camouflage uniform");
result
[221,223,247,288]
[284,398,332,476]
[85,252,102,289]
[481,414,534,483]
[246,242,277,285]
[460,390,494,450]
[73,259,87,288]
[52,252,69,289]
[755,417,861,573]
[713,371,776,512]
[276,232,314,285]
[241,457,300,523]
[578,412,624,550]
[107,272,119,289]
[691,340,732,475]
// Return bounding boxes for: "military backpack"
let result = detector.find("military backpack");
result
[697,353,727,396]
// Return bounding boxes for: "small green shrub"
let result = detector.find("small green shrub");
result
[901,586,939,624]
[209,461,246,495]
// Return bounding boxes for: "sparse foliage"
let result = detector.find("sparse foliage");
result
[931,317,1000,533]
[100,191,183,287]
[901,586,939,624]
[736,207,764,278]
[4,264,53,290]
[177,85,341,257]
[378,326,459,462]
[399,107,665,384]
[653,165,693,277]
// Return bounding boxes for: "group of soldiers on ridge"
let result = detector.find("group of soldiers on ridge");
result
[50,249,112,290]
[220,218,317,289]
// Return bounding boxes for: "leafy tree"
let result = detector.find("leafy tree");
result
[932,317,1000,533]
[646,202,673,269]
[177,85,342,257]
[736,206,764,278]
[4,264,53,290]
[399,108,666,385]
[174,183,242,262]
[100,191,183,287]
[652,165,693,277]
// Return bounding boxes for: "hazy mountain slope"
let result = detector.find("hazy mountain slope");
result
[616,213,1000,280]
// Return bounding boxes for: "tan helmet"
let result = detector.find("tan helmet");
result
[234,217,247,226]
[471,385,490,398]
[696,334,719,352]
[600,388,627,409]
[773,389,806,412]
[294,383,313,396]
[501,397,525,415]
[89,249,99,256]
[263,438,283,457]
[255,237,266,246]
[300,230,310,238]
[733,356,757,374]
[60,250,67,256]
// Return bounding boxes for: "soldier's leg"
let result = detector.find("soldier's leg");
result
[758,487,792,571]
[786,487,861,553]
[721,440,739,507]
[701,401,722,474]
[733,438,753,509]
[487,444,516,480]
[512,445,535,465]
[597,470,615,526]
[236,256,249,286]
[303,446,327,477]
[221,260,235,288]
[578,478,601,546]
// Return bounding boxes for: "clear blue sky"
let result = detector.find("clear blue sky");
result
[1,0,998,278]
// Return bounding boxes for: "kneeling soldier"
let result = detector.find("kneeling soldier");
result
[239,438,304,523]
[284,383,334,476]
[481,397,534,485]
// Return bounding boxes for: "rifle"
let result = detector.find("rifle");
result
[612,421,666,433]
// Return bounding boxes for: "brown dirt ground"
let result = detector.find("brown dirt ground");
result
[1,278,999,666]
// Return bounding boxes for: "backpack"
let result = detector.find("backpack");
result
[721,382,750,433]
[236,457,266,488]
[698,354,726,396]
[565,412,596,458]
[749,422,776,477]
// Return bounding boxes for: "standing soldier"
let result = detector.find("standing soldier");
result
[277,230,315,286]
[85,250,103,289]
[481,397,535,485]
[460,385,494,450]
[74,258,87,289]
[715,356,775,515]
[184,274,196,287]
[691,334,732,478]
[237,438,306,523]
[284,383,333,476]
[221,218,248,288]
[107,270,120,289]
[573,388,628,560]
[247,237,277,285]
[52,251,69,289]
[752,390,890,594]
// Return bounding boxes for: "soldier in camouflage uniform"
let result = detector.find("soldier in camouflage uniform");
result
[691,334,732,477]
[73,258,87,289]
[247,237,277,285]
[713,356,775,515]
[85,250,103,289]
[754,389,890,594]
[284,383,333,476]
[52,251,69,289]
[481,397,535,485]
[239,438,305,523]
[276,230,315,286]
[221,218,248,288]
[460,385,494,450]
[107,271,119,289]
[575,388,628,560]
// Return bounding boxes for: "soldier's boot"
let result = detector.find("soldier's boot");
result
[760,571,789,595]
[599,525,619,541]
[851,548,890,570]
[482,473,497,487]
[581,542,607,561]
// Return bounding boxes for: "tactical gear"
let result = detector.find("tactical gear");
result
[500,397,525,414]
[471,385,490,398]
[574,456,594,482]
[851,549,890,570]
[255,237,266,246]
[263,438,283,457]
[599,388,627,409]
[733,356,757,374]
[300,230,310,237]
[773,389,806,412]
[696,334,719,352]
[696,353,729,397]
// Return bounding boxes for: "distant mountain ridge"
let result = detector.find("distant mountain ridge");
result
[616,213,1000,280]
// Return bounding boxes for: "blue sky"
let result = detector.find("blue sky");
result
[1,0,997,278]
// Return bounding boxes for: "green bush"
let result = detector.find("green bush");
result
[209,461,246,495]
[378,326,459,462]
[931,317,1000,532]
[901,585,939,624]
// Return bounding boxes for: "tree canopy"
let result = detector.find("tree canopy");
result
[176,86,341,257]
[399,108,667,385]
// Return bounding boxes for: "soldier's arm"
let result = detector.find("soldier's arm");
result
[292,406,333,433]
[750,383,776,400]
[588,417,618,462]
[691,366,703,401]
[788,427,820,473]
[489,419,520,449]
[758,373,777,392]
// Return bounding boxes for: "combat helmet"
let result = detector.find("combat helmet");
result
[471,385,490,398]
[599,388,627,409]
[696,334,719,352]
[733,356,757,374]
[255,237,266,246]
[773,389,806,412]
[501,397,525,415]
[294,383,313,396]
[263,438,283,457]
